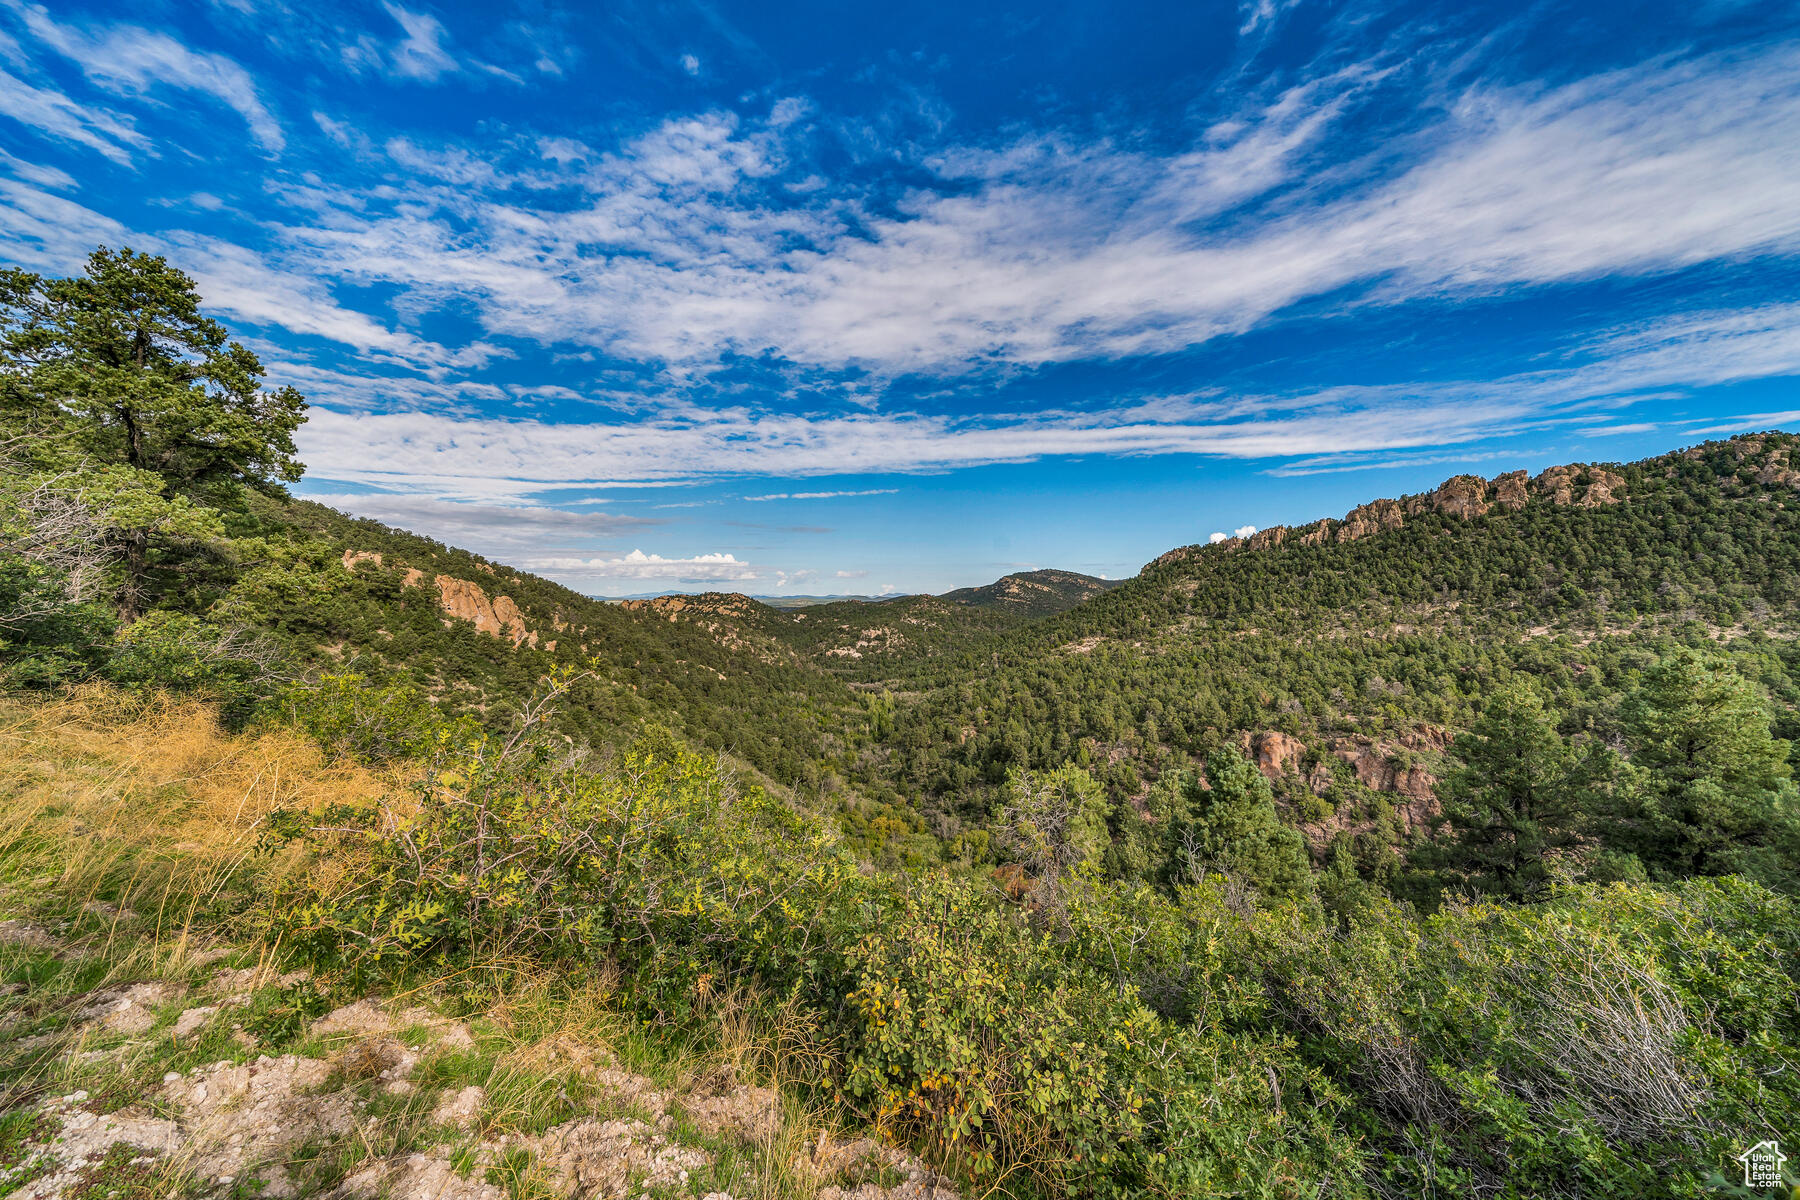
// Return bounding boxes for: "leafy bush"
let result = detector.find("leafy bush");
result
[1256,878,1800,1196]
[267,681,854,1020]
[104,610,286,721]
[280,672,479,765]
[840,875,1364,1198]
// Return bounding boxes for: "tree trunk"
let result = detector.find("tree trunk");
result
[120,526,148,621]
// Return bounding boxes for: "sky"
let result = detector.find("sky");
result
[2,0,1799,596]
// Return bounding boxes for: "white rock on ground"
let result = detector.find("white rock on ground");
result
[171,1005,218,1039]
[805,1134,961,1200]
[0,920,62,951]
[10,1094,184,1200]
[331,1152,506,1200]
[515,1116,710,1198]
[429,1085,484,1130]
[77,981,187,1035]
[682,1083,783,1145]
[313,999,476,1051]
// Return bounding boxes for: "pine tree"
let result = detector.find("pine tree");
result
[1618,651,1797,883]
[1,248,306,616]
[1430,682,1593,900]
[997,763,1113,918]
[1173,747,1313,902]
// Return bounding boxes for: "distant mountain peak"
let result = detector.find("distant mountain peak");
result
[939,569,1122,615]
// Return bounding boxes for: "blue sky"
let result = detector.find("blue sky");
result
[3,0,1799,595]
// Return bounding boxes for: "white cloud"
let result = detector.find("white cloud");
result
[292,392,1522,500]
[382,4,459,81]
[1689,409,1800,437]
[523,549,758,585]
[0,176,127,269]
[1266,448,1529,478]
[680,53,700,77]
[0,68,145,164]
[339,5,518,86]
[0,147,73,189]
[302,492,656,556]
[744,488,899,501]
[17,5,283,152]
[1209,525,1258,542]
[224,42,1800,379]
[165,235,505,371]
[286,284,1800,502]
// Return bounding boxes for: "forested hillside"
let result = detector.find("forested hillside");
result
[849,438,1800,883]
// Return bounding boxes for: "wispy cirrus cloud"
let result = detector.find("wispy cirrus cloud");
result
[290,293,1800,501]
[0,68,145,164]
[342,4,522,85]
[744,489,899,502]
[303,492,659,558]
[14,3,283,152]
[230,38,1800,382]
[294,392,1540,500]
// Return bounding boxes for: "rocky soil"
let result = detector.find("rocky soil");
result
[1,929,955,1200]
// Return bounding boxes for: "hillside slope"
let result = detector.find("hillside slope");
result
[241,498,868,794]
[873,433,1800,861]
[938,569,1120,615]
[249,433,1800,873]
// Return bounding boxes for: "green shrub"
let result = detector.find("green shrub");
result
[281,672,479,764]
[267,688,854,1020]
[1256,878,1800,1197]
[842,876,1366,1197]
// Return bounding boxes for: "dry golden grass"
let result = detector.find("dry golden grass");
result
[0,683,396,947]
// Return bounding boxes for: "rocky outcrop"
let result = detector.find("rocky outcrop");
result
[1492,470,1529,510]
[1332,745,1436,803]
[1234,726,1448,809]
[1676,433,1800,488]
[1145,457,1632,573]
[435,575,499,634]
[1413,475,1490,520]
[341,550,383,571]
[1748,439,1800,489]
[1241,730,1306,778]
[492,596,528,643]
[434,576,535,647]
[1532,464,1626,507]
[1149,545,1202,569]
[1297,523,1333,546]
[620,593,760,622]
[1246,527,1288,551]
[1336,498,1406,543]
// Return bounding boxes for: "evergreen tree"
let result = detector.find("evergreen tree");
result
[1430,682,1594,900]
[1618,650,1798,884]
[0,248,306,615]
[1173,747,1313,902]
